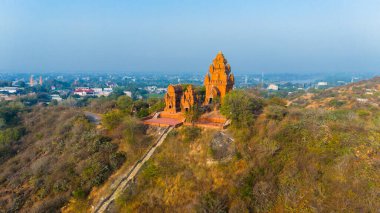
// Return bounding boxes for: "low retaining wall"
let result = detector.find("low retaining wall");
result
[183,122,224,129]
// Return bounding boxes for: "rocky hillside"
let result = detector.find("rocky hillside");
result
[109,83,380,212]
[290,77,380,109]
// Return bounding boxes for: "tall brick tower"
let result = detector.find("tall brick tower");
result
[204,51,234,105]
[30,75,34,86]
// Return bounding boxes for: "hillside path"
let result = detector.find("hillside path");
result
[92,126,174,212]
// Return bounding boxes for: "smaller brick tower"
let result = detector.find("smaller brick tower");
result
[164,85,183,114]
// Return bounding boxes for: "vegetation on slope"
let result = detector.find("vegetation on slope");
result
[0,93,163,212]
[1,79,380,212]
[0,106,126,212]
[290,77,380,109]
[65,95,165,212]
[0,101,27,164]
[113,88,379,212]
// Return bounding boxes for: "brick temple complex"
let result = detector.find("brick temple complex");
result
[144,51,234,128]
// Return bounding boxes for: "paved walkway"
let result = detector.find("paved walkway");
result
[93,126,174,212]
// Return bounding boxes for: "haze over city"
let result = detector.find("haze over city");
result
[1,0,380,74]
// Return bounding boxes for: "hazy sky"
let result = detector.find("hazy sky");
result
[1,0,380,74]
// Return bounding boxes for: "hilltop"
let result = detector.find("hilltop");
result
[0,77,379,212]
[106,78,380,212]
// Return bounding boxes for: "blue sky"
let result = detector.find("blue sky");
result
[1,0,380,74]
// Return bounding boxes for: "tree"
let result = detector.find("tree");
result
[181,126,201,143]
[147,98,165,114]
[116,96,133,112]
[62,97,77,107]
[103,110,124,129]
[220,90,263,128]
[137,108,149,118]
[328,99,345,108]
[132,100,150,117]
[110,87,125,99]
[265,105,287,121]
[198,192,228,213]
[267,97,287,107]
[185,105,202,124]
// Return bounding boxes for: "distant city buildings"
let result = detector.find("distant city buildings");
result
[145,86,157,93]
[105,82,117,88]
[156,88,167,93]
[0,87,19,94]
[103,88,113,95]
[337,81,346,85]
[0,87,20,102]
[11,80,23,87]
[92,88,103,95]
[74,87,113,97]
[145,86,167,94]
[0,94,18,101]
[0,72,376,106]
[74,87,95,97]
[267,84,279,91]
[124,91,132,98]
[317,82,328,86]
[51,94,63,102]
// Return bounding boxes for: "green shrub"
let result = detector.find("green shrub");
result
[116,96,133,111]
[122,117,146,145]
[142,162,160,179]
[198,192,228,213]
[137,108,150,118]
[147,98,165,114]
[266,105,288,121]
[72,188,86,199]
[110,152,127,170]
[0,127,25,163]
[328,99,345,108]
[181,127,201,143]
[357,109,370,118]
[221,90,264,128]
[103,110,125,129]
[267,97,287,107]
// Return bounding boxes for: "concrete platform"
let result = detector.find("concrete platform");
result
[143,117,183,127]
[143,110,228,129]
